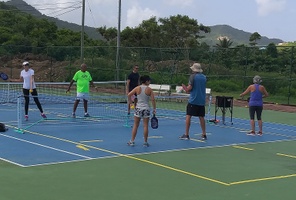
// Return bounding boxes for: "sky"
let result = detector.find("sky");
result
[2,0,296,42]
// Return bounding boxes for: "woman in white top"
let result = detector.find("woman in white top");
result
[10,61,46,121]
[127,75,156,147]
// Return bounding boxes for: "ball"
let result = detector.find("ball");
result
[130,104,134,109]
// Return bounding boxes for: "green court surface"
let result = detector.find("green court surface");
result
[0,106,295,200]
[1,141,295,200]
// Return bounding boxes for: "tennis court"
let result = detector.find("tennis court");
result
[0,82,296,200]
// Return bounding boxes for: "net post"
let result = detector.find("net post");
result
[123,115,132,128]
[207,95,212,122]
[15,95,24,134]
[7,82,10,102]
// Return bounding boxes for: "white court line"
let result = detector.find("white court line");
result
[0,133,93,162]
[211,120,296,139]
[0,157,25,167]
[226,117,296,132]
[234,120,296,133]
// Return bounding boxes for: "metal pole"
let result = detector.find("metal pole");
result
[288,46,294,105]
[81,0,85,63]
[115,0,121,81]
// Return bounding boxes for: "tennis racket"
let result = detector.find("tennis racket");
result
[0,72,9,81]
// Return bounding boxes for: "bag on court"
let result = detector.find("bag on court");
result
[150,114,158,129]
[0,123,8,132]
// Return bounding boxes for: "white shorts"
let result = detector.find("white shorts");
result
[134,108,150,118]
[76,92,89,101]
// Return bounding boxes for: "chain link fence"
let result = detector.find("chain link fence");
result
[0,45,295,105]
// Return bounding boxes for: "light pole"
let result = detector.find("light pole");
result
[81,0,85,63]
[115,0,121,81]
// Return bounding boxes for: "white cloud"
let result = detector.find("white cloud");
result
[255,0,286,16]
[125,5,159,27]
[163,0,193,7]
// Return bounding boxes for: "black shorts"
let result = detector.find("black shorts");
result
[186,103,205,117]
[249,106,263,120]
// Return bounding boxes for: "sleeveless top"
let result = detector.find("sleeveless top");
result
[136,85,150,110]
[249,84,263,106]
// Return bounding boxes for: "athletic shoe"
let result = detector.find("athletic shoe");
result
[72,113,76,118]
[201,134,207,140]
[84,113,90,117]
[41,113,47,119]
[24,115,28,121]
[127,141,135,146]
[179,134,190,140]
[247,131,255,136]
[143,142,149,147]
[257,131,263,136]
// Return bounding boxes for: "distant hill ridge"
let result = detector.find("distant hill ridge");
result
[5,0,103,40]
[5,0,283,46]
[200,24,283,46]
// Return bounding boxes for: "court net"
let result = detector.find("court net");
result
[0,82,212,131]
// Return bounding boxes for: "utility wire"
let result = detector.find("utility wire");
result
[45,2,81,17]
[53,6,81,18]
[86,0,97,27]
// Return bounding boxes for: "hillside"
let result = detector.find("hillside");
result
[4,0,103,40]
[4,0,283,46]
[200,25,283,46]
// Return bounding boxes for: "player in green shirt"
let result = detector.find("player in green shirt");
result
[67,63,97,118]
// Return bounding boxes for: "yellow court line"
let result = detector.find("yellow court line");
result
[229,174,296,185]
[5,124,228,186]
[76,145,90,151]
[232,145,254,151]
[7,125,296,186]
[277,153,296,159]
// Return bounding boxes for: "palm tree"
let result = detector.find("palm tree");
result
[215,36,233,48]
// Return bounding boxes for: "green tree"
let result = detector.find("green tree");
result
[249,32,261,46]
[266,43,278,58]
[97,26,117,44]
[158,14,210,48]
[119,15,210,48]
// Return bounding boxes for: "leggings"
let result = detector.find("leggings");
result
[23,88,43,115]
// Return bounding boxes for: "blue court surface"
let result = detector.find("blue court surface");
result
[1,102,295,167]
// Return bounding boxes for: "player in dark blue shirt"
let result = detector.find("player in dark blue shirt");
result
[126,65,140,115]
